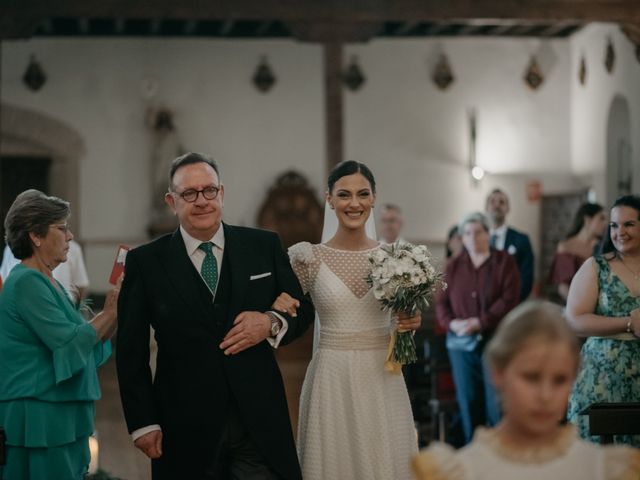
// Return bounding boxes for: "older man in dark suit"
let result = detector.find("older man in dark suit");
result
[116,152,313,480]
[486,188,534,301]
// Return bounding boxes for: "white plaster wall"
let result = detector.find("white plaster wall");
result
[570,23,640,201]
[2,32,627,291]
[1,39,324,290]
[345,37,573,248]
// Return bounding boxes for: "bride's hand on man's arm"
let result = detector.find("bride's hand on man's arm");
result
[396,311,422,331]
[271,292,300,317]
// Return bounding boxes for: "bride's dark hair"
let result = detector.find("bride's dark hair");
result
[327,161,376,193]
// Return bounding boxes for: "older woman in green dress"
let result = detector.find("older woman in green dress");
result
[0,190,119,479]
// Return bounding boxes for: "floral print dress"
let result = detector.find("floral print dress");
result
[567,255,640,446]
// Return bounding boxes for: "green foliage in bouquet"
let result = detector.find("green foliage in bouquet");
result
[367,241,446,366]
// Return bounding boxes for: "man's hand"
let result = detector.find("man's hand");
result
[219,311,271,355]
[134,430,163,459]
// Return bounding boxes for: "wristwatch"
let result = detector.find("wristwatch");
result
[266,312,282,337]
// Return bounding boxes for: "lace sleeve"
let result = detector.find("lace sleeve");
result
[288,242,315,294]
[603,445,640,480]
[412,443,467,480]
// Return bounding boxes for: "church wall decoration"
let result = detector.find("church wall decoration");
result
[578,55,587,86]
[432,53,454,91]
[523,56,544,90]
[604,37,615,74]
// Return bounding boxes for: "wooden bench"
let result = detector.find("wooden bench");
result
[581,402,640,444]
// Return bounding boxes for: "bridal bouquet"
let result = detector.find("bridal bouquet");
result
[367,241,446,373]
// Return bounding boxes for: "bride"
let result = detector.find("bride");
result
[275,161,420,479]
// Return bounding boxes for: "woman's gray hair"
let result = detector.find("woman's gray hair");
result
[4,189,70,260]
[458,211,490,234]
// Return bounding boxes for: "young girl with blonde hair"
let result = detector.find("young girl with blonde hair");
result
[413,300,640,480]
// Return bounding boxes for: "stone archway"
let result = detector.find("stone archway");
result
[1,102,85,234]
[605,94,632,207]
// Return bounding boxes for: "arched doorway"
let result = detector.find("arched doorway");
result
[606,95,632,207]
[1,103,84,235]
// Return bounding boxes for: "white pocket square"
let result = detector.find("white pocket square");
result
[250,272,272,280]
[507,245,517,255]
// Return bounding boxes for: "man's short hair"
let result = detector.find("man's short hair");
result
[168,152,220,190]
[486,188,509,207]
[380,203,402,214]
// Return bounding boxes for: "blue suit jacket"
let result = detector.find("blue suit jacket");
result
[504,227,534,301]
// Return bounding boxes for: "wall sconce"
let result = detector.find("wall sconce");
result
[468,108,484,185]
[578,55,587,86]
[433,53,454,90]
[23,55,46,92]
[605,37,616,73]
[343,56,366,91]
[253,56,276,93]
[524,56,544,90]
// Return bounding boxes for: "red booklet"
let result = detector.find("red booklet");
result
[109,245,130,285]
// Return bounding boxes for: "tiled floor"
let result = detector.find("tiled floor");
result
[94,329,314,479]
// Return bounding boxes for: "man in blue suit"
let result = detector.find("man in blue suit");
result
[486,188,534,301]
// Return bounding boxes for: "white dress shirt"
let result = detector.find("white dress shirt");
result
[489,224,508,251]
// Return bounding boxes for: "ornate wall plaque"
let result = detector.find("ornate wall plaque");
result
[605,38,615,73]
[433,54,454,90]
[253,56,276,93]
[524,56,544,90]
[256,171,323,248]
[579,55,587,86]
[343,56,366,91]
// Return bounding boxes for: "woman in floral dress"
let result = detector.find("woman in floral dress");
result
[566,195,640,446]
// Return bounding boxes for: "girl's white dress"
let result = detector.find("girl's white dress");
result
[413,426,640,480]
[289,242,418,480]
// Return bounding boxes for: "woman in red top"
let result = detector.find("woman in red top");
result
[436,211,520,445]
[548,203,607,303]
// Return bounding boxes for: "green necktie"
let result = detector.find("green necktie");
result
[198,242,218,293]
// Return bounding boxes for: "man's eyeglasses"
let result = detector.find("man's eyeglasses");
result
[173,186,220,203]
[51,223,70,233]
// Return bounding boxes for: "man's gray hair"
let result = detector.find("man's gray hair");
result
[458,211,491,234]
[4,189,70,260]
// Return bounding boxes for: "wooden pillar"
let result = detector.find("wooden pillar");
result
[324,41,343,173]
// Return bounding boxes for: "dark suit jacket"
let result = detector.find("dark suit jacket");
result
[504,227,534,301]
[116,223,313,480]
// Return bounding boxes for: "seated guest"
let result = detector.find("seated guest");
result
[414,300,640,480]
[548,203,606,303]
[0,189,120,480]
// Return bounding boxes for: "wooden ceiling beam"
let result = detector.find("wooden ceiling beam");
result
[3,0,638,21]
[2,0,639,39]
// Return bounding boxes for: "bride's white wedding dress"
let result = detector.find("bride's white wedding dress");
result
[289,242,417,480]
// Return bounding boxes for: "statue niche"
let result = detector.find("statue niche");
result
[147,107,183,238]
[256,171,323,249]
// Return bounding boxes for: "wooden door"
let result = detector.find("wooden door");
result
[0,156,51,252]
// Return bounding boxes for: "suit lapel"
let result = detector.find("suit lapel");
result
[223,223,251,323]
[504,228,514,250]
[163,229,214,327]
